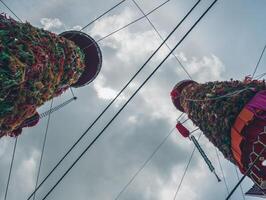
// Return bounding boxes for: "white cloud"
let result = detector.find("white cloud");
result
[128,115,138,124]
[2,1,257,200]
[72,25,82,31]
[40,18,63,30]
[176,53,225,82]
[0,138,9,158]
[93,74,126,102]
[16,150,39,192]
[89,8,169,64]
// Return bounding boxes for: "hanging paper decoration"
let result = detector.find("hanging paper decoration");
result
[171,77,266,190]
[0,14,102,137]
[176,122,190,138]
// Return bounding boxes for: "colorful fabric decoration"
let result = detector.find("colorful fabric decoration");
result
[176,122,190,138]
[0,14,85,137]
[173,78,266,163]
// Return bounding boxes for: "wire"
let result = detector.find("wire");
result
[32,99,54,200]
[173,131,201,200]
[114,124,198,200]
[66,0,127,42]
[226,145,266,200]
[69,87,76,98]
[234,166,246,200]
[215,148,229,195]
[4,137,18,200]
[0,0,23,22]
[22,97,76,128]
[177,113,184,121]
[182,87,253,102]
[26,1,201,199]
[38,1,218,199]
[0,0,170,95]
[82,0,171,51]
[255,72,266,79]
[131,0,193,80]
[79,0,127,32]
[114,126,176,200]
[252,43,266,78]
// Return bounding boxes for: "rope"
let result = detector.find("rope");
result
[252,43,266,78]
[173,131,201,200]
[215,148,229,195]
[234,166,246,200]
[38,2,218,199]
[26,1,201,199]
[4,137,18,200]
[131,0,194,80]
[0,0,23,22]
[32,99,54,200]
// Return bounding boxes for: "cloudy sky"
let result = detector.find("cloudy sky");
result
[1,0,266,200]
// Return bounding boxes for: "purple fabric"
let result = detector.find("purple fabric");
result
[246,90,266,120]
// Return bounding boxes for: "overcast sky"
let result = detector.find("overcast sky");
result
[0,0,266,200]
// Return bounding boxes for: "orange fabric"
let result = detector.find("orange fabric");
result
[234,118,246,133]
[231,108,255,171]
[231,128,244,169]
[239,108,254,124]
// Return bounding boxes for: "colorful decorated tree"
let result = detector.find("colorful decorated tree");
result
[171,78,266,190]
[0,14,102,137]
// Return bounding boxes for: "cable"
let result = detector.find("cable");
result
[215,148,229,195]
[0,0,23,22]
[173,131,201,200]
[234,166,246,200]
[4,137,18,200]
[252,43,266,78]
[0,0,170,97]
[26,1,201,199]
[69,87,76,98]
[114,116,185,199]
[37,2,217,199]
[114,126,176,200]
[22,97,76,128]
[255,72,266,79]
[66,0,127,42]
[190,135,221,182]
[114,125,198,200]
[226,145,266,200]
[82,0,171,51]
[38,2,218,199]
[177,113,184,122]
[131,0,193,80]
[182,87,253,102]
[79,0,127,32]
[32,99,54,200]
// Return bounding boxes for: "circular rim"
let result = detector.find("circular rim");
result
[171,80,197,112]
[59,30,102,88]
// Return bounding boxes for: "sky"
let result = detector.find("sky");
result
[0,0,266,200]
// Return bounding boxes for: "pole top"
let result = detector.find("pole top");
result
[171,80,197,112]
[60,31,102,88]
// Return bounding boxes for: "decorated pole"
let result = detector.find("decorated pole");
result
[0,14,102,137]
[171,78,266,193]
